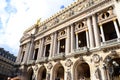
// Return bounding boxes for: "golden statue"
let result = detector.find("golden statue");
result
[36,18,41,26]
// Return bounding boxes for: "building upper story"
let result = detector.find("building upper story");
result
[0,48,16,78]
[16,0,120,65]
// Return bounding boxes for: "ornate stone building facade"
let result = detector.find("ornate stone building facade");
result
[0,48,16,80]
[16,0,120,80]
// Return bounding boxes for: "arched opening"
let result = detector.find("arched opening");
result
[74,61,90,80]
[53,63,64,80]
[28,68,34,80]
[37,66,47,80]
[104,57,120,80]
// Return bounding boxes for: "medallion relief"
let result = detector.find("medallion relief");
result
[47,62,53,70]
[65,59,73,67]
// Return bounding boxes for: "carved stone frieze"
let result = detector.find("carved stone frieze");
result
[65,59,73,67]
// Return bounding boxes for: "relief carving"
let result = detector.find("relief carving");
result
[47,62,53,70]
[65,59,73,67]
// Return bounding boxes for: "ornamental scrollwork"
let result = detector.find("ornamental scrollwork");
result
[65,59,73,67]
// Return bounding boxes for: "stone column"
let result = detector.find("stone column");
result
[16,46,22,63]
[71,24,75,53]
[113,19,120,38]
[99,24,105,42]
[23,42,31,63]
[49,34,54,58]
[87,17,95,48]
[36,39,42,60]
[66,26,70,54]
[92,14,100,47]
[86,29,90,48]
[75,33,78,49]
[53,32,58,56]
[57,40,60,54]
[28,35,35,60]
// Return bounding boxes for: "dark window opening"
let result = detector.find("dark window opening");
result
[78,31,87,48]
[59,39,65,53]
[102,21,117,41]
[45,44,50,57]
[33,48,39,60]
[42,69,46,79]
[21,51,25,62]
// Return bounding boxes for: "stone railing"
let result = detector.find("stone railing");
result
[73,46,88,55]
[36,57,48,63]
[101,38,120,46]
[52,52,65,60]
[27,60,35,65]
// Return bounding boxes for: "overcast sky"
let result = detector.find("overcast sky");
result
[0,0,75,56]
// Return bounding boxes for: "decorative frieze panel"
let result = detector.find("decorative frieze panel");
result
[97,7,116,23]
[24,0,112,35]
[75,20,87,33]
[58,29,67,40]
[45,35,51,45]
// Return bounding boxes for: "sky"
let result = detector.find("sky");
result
[0,0,75,56]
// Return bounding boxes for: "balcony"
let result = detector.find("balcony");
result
[27,60,35,65]
[36,57,48,63]
[52,52,65,60]
[73,46,88,56]
[101,38,120,48]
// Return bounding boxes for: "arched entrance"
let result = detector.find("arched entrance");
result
[104,57,120,80]
[37,66,47,80]
[74,61,90,80]
[28,68,34,80]
[53,63,64,80]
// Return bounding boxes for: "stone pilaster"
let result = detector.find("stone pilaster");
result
[28,35,35,60]
[114,0,120,26]
[71,24,75,53]
[92,14,100,47]
[53,32,58,56]
[87,17,95,48]
[49,34,54,58]
[23,42,31,63]
[66,26,70,54]
[36,39,42,60]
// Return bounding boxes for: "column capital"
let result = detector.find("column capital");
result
[99,23,102,26]
[112,18,117,21]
